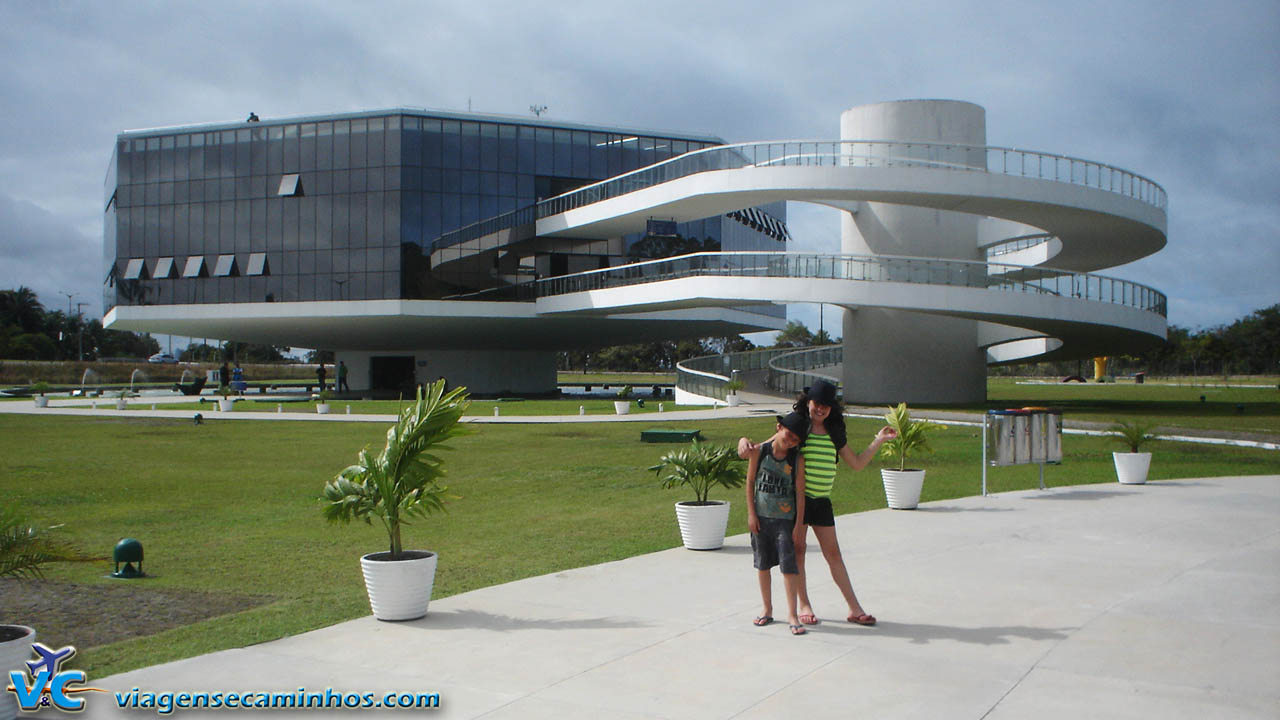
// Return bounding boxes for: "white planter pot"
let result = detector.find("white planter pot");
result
[218,398,235,412]
[674,500,731,550]
[0,625,35,720]
[316,403,331,414]
[614,401,630,415]
[881,469,926,510]
[726,394,741,407]
[360,551,438,621]
[33,396,48,408]
[1113,452,1152,485]
[115,398,128,410]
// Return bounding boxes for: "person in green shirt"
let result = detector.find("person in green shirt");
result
[740,379,895,626]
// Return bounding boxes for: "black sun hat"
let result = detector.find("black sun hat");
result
[804,379,840,407]
[776,411,808,438]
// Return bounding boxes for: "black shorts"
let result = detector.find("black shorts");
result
[803,496,835,527]
[752,517,798,574]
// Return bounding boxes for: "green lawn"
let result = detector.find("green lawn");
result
[4,412,1278,678]
[977,378,1280,434]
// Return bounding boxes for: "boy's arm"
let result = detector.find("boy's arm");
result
[793,455,807,548]
[737,436,764,460]
[746,453,761,534]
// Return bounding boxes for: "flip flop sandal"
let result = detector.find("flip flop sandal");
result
[789,624,807,636]
[799,613,819,625]
[849,613,877,626]
[752,616,774,627]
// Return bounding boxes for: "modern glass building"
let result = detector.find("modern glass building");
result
[103,109,789,393]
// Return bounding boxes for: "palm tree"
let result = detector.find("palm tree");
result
[321,380,471,558]
[0,286,46,335]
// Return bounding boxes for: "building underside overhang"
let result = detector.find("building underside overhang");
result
[104,300,785,351]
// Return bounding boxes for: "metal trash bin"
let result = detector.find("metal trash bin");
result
[984,407,1064,495]
[986,410,1022,467]
[1044,409,1063,463]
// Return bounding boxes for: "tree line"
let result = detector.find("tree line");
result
[0,287,292,363]
[7,286,1274,376]
[556,321,834,372]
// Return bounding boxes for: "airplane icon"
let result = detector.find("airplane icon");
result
[25,643,76,678]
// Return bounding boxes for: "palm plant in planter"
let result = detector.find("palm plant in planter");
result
[1109,420,1156,485]
[30,381,50,408]
[650,440,745,550]
[723,379,745,407]
[1,509,96,718]
[216,384,235,412]
[321,380,470,621]
[879,402,945,509]
[614,385,633,415]
[315,389,333,415]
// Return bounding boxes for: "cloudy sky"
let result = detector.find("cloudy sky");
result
[0,0,1275,344]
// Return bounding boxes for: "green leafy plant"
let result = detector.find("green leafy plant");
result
[30,381,51,397]
[0,508,96,580]
[316,389,333,403]
[724,379,745,395]
[880,402,945,471]
[1109,420,1156,453]
[616,385,633,399]
[217,384,232,398]
[321,380,471,558]
[650,440,745,504]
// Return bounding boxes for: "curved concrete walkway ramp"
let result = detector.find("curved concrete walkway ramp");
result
[89,475,1279,719]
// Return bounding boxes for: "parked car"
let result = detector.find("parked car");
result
[148,353,178,364]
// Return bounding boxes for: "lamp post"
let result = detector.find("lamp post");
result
[75,302,88,361]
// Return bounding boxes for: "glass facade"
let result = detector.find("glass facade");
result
[103,109,788,314]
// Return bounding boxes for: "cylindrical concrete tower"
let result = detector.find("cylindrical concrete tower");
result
[840,100,988,404]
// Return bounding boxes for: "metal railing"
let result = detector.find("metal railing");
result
[430,138,1165,255]
[431,203,537,252]
[532,252,1167,317]
[985,233,1057,259]
[537,139,1167,219]
[675,344,845,402]
[767,345,842,397]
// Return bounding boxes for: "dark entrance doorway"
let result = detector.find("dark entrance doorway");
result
[370,356,416,396]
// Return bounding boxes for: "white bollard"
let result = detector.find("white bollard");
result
[151,404,156,411]
[346,405,351,415]
[659,403,664,412]
[277,404,283,413]
[494,407,500,416]
[91,402,97,410]
[579,406,585,415]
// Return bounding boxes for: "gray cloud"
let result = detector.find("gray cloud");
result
[0,0,1275,336]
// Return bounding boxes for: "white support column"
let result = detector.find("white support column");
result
[840,100,988,404]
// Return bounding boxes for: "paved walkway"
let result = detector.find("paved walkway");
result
[78,474,1278,719]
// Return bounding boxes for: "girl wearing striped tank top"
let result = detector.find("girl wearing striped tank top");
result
[740,379,895,626]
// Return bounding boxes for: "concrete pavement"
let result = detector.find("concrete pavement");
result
[81,474,1280,719]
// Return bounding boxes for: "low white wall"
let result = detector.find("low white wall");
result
[675,386,724,406]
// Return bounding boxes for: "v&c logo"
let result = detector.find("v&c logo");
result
[6,642,108,713]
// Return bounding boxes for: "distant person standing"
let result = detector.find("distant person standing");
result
[218,362,230,389]
[316,363,327,392]
[337,361,350,393]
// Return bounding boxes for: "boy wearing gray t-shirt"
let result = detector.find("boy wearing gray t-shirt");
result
[746,411,809,636]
